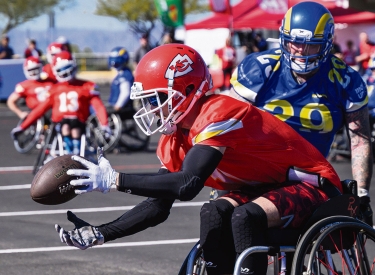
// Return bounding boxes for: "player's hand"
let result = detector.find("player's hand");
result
[67,147,118,194]
[55,211,104,250]
[10,126,23,140]
[19,111,29,120]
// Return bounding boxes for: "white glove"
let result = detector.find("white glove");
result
[55,211,104,250]
[67,147,118,194]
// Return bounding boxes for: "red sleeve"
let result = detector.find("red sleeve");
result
[90,96,108,126]
[20,99,52,129]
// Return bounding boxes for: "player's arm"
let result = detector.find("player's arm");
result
[7,91,28,119]
[346,108,373,194]
[56,168,175,248]
[20,100,51,129]
[114,79,131,110]
[69,144,224,201]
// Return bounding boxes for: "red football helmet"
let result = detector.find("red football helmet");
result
[51,51,77,82]
[46,42,68,63]
[23,56,43,80]
[130,44,213,135]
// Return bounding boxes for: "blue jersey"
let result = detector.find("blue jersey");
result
[231,48,368,157]
[108,67,134,108]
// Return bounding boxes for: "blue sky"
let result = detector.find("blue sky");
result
[16,0,126,31]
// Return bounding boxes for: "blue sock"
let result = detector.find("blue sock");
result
[72,139,81,155]
[63,136,73,154]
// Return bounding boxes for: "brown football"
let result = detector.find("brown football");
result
[30,154,86,205]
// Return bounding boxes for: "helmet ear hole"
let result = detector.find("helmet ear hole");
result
[185,84,195,96]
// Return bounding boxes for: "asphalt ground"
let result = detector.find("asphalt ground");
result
[0,84,374,274]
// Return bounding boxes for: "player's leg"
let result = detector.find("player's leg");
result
[61,121,72,154]
[200,198,237,275]
[70,119,85,155]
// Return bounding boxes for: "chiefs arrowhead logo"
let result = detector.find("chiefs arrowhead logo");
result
[165,54,193,78]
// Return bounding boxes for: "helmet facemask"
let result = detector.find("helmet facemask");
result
[131,82,186,136]
[281,28,333,74]
[53,58,76,82]
[24,60,42,80]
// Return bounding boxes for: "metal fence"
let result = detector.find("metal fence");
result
[73,52,135,71]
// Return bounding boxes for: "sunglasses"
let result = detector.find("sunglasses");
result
[147,93,168,107]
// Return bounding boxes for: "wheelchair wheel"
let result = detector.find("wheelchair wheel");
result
[178,241,207,275]
[292,216,375,275]
[32,123,59,175]
[118,118,150,152]
[14,117,44,154]
[87,113,122,153]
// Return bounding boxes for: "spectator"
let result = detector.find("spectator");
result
[0,35,14,59]
[24,39,42,58]
[343,40,358,69]
[331,35,343,59]
[215,36,236,91]
[161,32,173,45]
[133,34,152,69]
[254,31,268,52]
[355,32,375,76]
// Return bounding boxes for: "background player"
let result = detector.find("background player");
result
[7,56,54,119]
[230,1,374,225]
[41,42,69,83]
[107,46,134,115]
[11,51,110,155]
[55,44,342,275]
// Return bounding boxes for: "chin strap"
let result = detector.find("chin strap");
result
[160,79,209,135]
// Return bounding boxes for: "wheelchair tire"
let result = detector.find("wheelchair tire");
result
[178,241,207,275]
[292,216,375,275]
[87,113,122,153]
[14,117,44,154]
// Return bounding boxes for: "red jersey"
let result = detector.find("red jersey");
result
[13,79,53,109]
[20,79,108,129]
[157,94,342,192]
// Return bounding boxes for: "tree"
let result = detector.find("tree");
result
[95,0,208,37]
[0,0,75,34]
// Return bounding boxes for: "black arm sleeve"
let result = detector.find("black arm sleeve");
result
[97,197,175,243]
[117,144,223,201]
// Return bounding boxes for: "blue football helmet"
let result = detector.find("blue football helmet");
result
[279,1,334,74]
[108,47,130,70]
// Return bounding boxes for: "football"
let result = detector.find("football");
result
[30,154,86,205]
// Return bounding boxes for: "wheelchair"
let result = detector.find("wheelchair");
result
[32,121,99,175]
[179,180,375,275]
[93,100,150,153]
[13,116,46,154]
[86,112,122,153]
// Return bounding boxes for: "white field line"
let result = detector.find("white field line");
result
[0,238,200,254]
[0,201,205,217]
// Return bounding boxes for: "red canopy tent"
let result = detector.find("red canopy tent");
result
[185,0,375,31]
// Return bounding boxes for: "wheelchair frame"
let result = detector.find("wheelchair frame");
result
[32,122,93,175]
[179,180,375,275]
